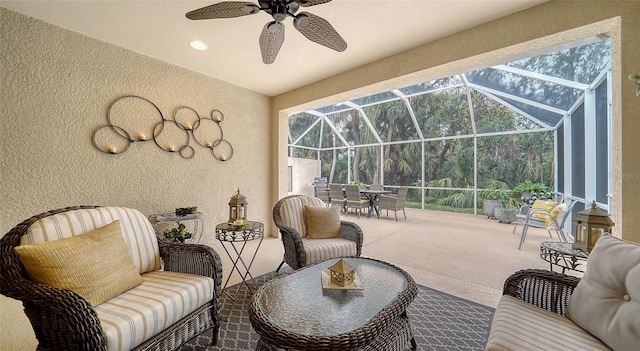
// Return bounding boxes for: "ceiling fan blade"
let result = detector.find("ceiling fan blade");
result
[186,2,260,20]
[259,22,285,64]
[293,12,347,52]
[294,0,333,7]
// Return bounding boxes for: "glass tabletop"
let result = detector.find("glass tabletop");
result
[255,257,408,337]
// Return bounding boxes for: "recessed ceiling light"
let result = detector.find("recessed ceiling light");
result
[190,40,208,51]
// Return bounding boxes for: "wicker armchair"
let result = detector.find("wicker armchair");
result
[377,186,408,221]
[273,195,363,271]
[0,206,222,351]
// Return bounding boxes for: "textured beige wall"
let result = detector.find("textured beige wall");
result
[0,8,272,349]
[272,0,640,243]
[0,8,272,233]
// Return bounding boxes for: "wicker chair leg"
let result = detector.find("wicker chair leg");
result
[403,209,406,220]
[394,211,398,221]
[212,327,219,345]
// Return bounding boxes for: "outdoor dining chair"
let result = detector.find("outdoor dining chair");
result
[329,183,346,213]
[344,184,370,218]
[313,183,330,204]
[377,186,408,221]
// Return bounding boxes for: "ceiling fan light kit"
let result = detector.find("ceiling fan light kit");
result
[186,0,347,64]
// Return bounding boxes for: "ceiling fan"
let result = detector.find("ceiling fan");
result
[186,0,347,64]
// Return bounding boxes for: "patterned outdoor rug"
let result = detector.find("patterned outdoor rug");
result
[179,270,494,351]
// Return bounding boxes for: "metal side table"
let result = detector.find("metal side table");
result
[540,241,589,274]
[215,221,264,300]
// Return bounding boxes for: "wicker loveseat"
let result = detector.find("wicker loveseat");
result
[0,206,222,351]
[486,235,640,351]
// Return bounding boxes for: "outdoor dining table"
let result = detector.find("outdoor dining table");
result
[359,189,391,218]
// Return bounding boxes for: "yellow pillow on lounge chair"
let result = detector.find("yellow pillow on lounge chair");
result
[531,200,557,219]
[14,220,143,306]
[545,202,568,227]
[304,205,342,239]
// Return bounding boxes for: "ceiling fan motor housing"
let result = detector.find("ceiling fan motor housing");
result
[260,0,299,22]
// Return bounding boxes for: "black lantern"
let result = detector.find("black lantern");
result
[572,201,614,252]
[228,189,247,225]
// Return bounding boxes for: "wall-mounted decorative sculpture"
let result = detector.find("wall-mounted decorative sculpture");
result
[629,73,640,96]
[92,95,233,160]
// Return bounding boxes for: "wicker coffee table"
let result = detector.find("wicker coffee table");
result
[249,257,417,351]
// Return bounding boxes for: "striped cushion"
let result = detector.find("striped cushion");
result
[485,295,610,351]
[95,271,214,351]
[22,207,161,274]
[302,238,357,265]
[279,196,326,238]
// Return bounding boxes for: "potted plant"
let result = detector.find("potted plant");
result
[480,180,512,219]
[163,222,193,243]
[494,207,516,223]
[512,181,554,205]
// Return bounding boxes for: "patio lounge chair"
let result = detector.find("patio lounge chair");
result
[517,199,577,249]
[273,195,363,271]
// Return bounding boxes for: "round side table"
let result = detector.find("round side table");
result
[540,241,589,274]
[215,221,264,300]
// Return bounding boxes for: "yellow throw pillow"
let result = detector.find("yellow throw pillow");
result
[304,205,342,239]
[14,220,143,306]
[531,200,556,219]
[546,202,568,227]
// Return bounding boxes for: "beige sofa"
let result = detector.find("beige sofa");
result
[0,206,222,351]
[486,235,639,351]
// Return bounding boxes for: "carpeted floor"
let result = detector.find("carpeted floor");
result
[179,270,494,351]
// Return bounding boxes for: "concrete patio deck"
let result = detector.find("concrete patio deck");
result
[214,207,576,308]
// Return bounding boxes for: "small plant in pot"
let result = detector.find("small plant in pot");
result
[512,181,554,205]
[175,206,197,216]
[163,222,193,243]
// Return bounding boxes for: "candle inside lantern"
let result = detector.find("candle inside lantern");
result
[238,207,244,219]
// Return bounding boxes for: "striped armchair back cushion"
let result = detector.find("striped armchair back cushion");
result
[279,196,326,238]
[21,207,161,274]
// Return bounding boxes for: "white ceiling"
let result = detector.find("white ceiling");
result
[2,0,547,97]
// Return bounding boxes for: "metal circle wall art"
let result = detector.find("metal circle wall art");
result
[92,95,233,161]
